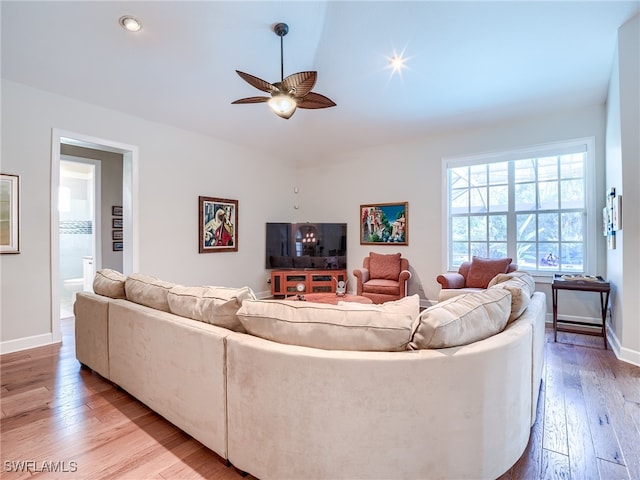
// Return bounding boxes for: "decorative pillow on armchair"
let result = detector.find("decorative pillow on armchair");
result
[369,252,401,280]
[466,256,512,288]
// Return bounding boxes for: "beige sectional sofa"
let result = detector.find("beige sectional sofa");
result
[74,270,545,480]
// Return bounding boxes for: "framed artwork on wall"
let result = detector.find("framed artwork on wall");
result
[113,242,124,252]
[0,173,20,254]
[360,202,408,245]
[199,196,238,253]
[612,195,622,231]
[112,205,123,216]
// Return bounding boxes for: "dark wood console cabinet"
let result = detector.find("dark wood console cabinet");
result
[270,269,347,297]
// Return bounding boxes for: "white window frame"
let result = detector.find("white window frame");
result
[442,137,597,278]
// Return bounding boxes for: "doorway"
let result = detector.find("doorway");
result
[58,158,100,318]
[50,129,138,343]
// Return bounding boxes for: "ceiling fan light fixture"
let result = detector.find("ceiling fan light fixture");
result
[232,22,335,118]
[268,94,297,119]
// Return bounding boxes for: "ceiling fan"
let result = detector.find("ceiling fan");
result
[232,22,336,119]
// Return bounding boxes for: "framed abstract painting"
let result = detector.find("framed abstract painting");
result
[199,196,238,253]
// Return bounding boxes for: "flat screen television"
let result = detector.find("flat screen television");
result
[265,222,347,270]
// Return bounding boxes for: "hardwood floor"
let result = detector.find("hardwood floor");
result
[1,319,638,480]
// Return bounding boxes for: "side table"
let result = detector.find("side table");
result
[552,274,610,349]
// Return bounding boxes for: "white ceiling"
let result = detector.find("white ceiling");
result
[2,1,639,165]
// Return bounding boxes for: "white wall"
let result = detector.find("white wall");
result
[0,80,295,351]
[299,104,607,304]
[605,44,624,347]
[606,14,640,364]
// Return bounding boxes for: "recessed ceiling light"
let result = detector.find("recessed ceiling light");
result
[389,56,406,72]
[119,16,141,32]
[386,47,411,78]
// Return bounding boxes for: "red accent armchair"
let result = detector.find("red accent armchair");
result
[353,252,411,304]
[437,256,517,301]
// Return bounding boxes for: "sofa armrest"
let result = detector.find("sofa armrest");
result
[436,272,465,289]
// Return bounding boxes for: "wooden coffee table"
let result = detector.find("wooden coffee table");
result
[286,292,373,305]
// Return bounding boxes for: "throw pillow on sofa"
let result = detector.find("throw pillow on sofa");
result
[408,288,512,350]
[488,271,536,322]
[125,273,175,312]
[167,285,256,332]
[237,296,418,352]
[93,269,126,299]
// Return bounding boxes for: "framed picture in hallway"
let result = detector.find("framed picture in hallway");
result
[360,202,408,245]
[199,196,238,253]
[0,173,20,254]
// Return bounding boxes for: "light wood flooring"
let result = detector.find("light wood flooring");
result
[1,318,638,479]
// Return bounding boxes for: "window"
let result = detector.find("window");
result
[445,138,595,274]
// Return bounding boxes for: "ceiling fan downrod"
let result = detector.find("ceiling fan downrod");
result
[273,22,289,83]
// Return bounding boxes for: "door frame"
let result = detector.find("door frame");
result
[50,129,139,343]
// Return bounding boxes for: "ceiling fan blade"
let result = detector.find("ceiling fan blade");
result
[297,91,337,109]
[282,71,317,98]
[231,96,270,104]
[235,71,277,93]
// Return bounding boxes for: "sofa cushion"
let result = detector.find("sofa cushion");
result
[408,288,512,349]
[488,271,536,322]
[93,269,126,299]
[167,285,256,332]
[369,252,401,280]
[237,295,418,352]
[338,294,420,316]
[125,273,175,312]
[466,256,512,288]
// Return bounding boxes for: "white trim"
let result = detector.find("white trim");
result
[0,333,59,355]
[122,150,139,274]
[51,136,61,343]
[606,325,640,367]
[443,137,590,168]
[51,129,139,347]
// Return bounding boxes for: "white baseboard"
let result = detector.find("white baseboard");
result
[0,333,59,355]
[606,325,640,367]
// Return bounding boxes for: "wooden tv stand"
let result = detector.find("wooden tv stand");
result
[270,269,347,297]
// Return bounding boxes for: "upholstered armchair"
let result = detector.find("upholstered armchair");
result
[353,252,411,304]
[437,256,517,302]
